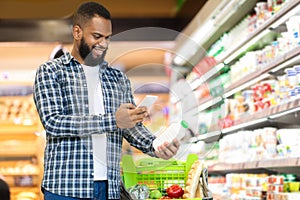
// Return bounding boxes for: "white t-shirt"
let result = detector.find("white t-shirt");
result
[82,64,107,180]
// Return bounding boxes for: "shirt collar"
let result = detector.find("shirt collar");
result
[61,52,74,65]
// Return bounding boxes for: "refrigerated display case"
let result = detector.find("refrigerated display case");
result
[169,0,300,199]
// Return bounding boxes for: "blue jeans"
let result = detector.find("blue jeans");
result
[44,181,108,200]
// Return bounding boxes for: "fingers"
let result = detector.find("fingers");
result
[128,105,147,123]
[116,103,148,129]
[131,106,147,115]
[155,139,180,160]
[120,103,135,109]
[121,103,147,115]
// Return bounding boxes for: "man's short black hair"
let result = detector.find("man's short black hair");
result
[73,1,111,27]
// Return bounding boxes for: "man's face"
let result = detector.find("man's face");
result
[78,16,112,66]
[79,36,107,66]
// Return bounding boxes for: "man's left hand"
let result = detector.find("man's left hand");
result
[154,139,180,160]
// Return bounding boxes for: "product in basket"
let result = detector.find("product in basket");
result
[183,160,212,199]
[153,120,189,151]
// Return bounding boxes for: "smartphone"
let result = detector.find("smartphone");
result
[137,95,158,109]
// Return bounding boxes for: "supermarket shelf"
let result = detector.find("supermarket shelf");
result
[201,0,259,51]
[269,46,300,75]
[208,157,300,174]
[184,46,300,142]
[0,150,38,157]
[192,98,300,143]
[194,45,300,107]
[176,44,300,108]
[1,173,39,176]
[10,186,41,200]
[188,0,300,90]
[197,96,223,112]
[224,46,300,98]
[223,72,270,99]
[223,98,300,132]
[219,0,300,64]
[222,118,269,134]
[185,46,300,115]
[269,99,300,119]
[0,124,38,135]
[10,186,40,193]
[195,131,222,144]
[171,0,300,184]
[182,95,223,115]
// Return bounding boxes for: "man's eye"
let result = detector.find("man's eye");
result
[94,35,111,40]
[94,35,101,39]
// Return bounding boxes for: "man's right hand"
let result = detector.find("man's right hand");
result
[116,103,148,129]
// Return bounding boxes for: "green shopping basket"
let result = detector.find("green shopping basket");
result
[121,154,198,190]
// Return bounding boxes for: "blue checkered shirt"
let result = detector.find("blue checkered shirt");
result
[33,52,156,199]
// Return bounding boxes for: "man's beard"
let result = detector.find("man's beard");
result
[79,37,107,66]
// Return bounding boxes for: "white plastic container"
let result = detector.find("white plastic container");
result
[293,65,300,85]
[276,129,300,157]
[286,15,300,46]
[153,120,189,151]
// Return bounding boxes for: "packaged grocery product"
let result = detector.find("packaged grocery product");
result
[267,184,284,192]
[276,129,300,157]
[288,181,300,192]
[267,175,284,185]
[286,15,300,46]
[153,120,189,151]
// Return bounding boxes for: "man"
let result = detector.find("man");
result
[33,2,180,199]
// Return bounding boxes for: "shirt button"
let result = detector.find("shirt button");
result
[91,173,94,176]
[85,105,88,108]
[83,84,87,87]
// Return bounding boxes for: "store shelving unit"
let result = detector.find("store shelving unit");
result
[195,94,300,143]
[0,90,44,200]
[210,157,300,170]
[171,0,300,178]
[0,123,44,200]
[208,157,300,176]
[182,0,300,137]
[187,0,300,89]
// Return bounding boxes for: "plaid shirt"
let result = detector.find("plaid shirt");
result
[33,52,156,199]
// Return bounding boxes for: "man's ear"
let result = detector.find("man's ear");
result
[73,25,82,40]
